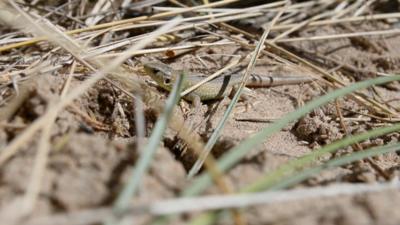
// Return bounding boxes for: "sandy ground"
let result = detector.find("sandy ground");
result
[1,3,400,225]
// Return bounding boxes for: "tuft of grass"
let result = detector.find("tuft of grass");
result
[183,75,400,197]
[268,142,400,190]
[149,73,399,225]
[243,124,400,192]
[187,135,400,225]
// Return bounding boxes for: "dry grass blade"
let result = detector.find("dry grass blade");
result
[272,12,400,31]
[334,100,390,179]
[188,0,290,178]
[0,0,240,53]
[275,29,400,43]
[0,2,183,166]
[95,41,234,58]
[20,180,400,225]
[1,1,400,225]
[180,57,240,97]
[22,61,77,215]
[147,180,400,215]
[266,42,399,117]
[22,105,57,214]
[184,75,400,197]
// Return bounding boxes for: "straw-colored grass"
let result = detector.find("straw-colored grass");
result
[1,1,399,225]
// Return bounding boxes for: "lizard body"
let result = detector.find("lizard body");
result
[143,61,314,102]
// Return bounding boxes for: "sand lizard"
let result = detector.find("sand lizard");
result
[143,61,315,176]
[143,61,315,103]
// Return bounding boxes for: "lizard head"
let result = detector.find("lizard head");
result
[143,62,180,91]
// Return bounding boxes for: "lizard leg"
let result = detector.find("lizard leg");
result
[192,95,202,109]
[229,86,256,113]
[175,96,202,156]
[189,95,203,119]
[179,95,203,156]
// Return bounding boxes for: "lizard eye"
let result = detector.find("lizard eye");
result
[164,78,171,85]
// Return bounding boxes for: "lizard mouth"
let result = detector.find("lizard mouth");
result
[143,65,158,75]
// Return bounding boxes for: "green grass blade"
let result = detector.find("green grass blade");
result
[183,75,400,196]
[269,142,400,190]
[187,3,291,177]
[243,123,400,192]
[187,134,400,225]
[187,28,273,178]
[113,72,185,212]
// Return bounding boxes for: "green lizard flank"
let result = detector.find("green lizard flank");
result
[143,61,315,102]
